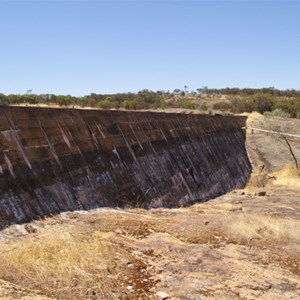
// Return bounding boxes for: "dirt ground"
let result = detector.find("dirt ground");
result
[0,113,299,300]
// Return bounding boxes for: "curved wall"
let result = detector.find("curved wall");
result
[0,107,251,228]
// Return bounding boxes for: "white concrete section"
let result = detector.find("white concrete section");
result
[112,147,121,160]
[96,123,106,138]
[60,127,72,149]
[4,153,14,176]
[92,133,99,150]
[38,120,61,167]
[76,145,84,158]
[1,129,32,170]
[110,160,116,169]
[130,124,143,149]
[14,136,32,170]
[119,127,137,161]
[169,129,177,138]
[149,141,157,155]
[1,130,14,142]
[160,129,168,142]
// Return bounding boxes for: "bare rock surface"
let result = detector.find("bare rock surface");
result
[0,185,299,299]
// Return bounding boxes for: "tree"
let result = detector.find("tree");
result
[97,98,114,109]
[173,89,181,95]
[196,88,203,94]
[251,93,274,114]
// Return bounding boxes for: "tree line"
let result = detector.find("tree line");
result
[0,88,300,118]
[213,93,300,118]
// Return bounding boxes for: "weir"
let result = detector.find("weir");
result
[0,107,251,228]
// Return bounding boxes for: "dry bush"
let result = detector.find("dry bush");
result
[0,232,126,299]
[270,164,300,188]
[246,173,272,188]
[246,164,299,189]
[224,213,300,245]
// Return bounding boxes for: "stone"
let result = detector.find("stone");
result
[24,224,38,233]
[126,286,134,292]
[115,228,123,235]
[156,291,169,299]
[254,191,267,196]
[258,191,267,196]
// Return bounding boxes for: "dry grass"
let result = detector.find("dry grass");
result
[225,213,300,245]
[270,164,300,188]
[243,111,264,127]
[245,164,300,189]
[245,173,272,188]
[0,231,126,299]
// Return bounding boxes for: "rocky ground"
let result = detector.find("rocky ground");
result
[0,113,299,300]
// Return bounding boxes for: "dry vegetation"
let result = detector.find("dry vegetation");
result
[225,213,299,245]
[0,232,129,299]
[270,165,300,189]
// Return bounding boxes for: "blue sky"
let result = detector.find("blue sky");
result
[0,1,299,96]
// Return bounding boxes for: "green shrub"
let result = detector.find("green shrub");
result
[181,101,196,109]
[175,98,197,109]
[199,103,208,111]
[264,109,291,118]
[213,101,231,111]
[97,99,114,109]
[273,98,300,118]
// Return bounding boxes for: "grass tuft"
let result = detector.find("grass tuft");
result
[270,164,300,188]
[225,213,300,245]
[0,232,124,299]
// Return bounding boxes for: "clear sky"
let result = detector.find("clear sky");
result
[0,0,299,96]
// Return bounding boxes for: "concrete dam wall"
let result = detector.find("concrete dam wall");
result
[0,107,251,228]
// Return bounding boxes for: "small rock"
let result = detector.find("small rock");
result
[115,228,123,234]
[204,220,209,225]
[254,191,266,196]
[156,291,169,299]
[233,200,243,204]
[24,224,38,234]
[8,224,28,235]
[127,285,134,292]
[59,212,69,219]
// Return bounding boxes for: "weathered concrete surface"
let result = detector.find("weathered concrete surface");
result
[0,107,251,227]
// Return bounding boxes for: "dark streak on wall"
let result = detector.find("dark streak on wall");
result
[0,107,251,228]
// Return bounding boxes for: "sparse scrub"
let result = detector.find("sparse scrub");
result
[199,103,208,111]
[0,232,126,299]
[176,98,197,109]
[246,173,274,188]
[270,164,300,188]
[1,89,300,117]
[225,213,300,245]
[212,101,232,111]
[264,108,291,118]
